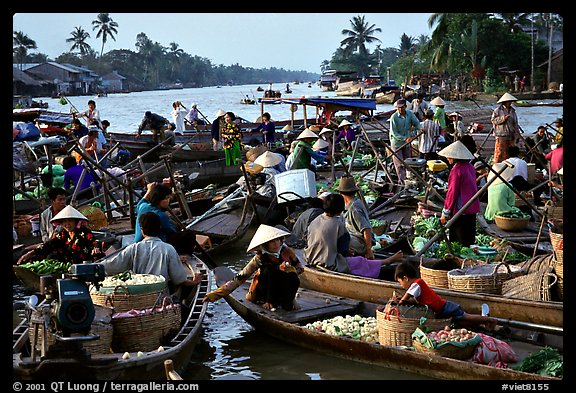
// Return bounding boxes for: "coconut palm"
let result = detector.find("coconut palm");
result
[167,42,184,80]
[13,31,37,70]
[340,15,382,57]
[492,13,532,33]
[92,13,118,58]
[66,26,92,55]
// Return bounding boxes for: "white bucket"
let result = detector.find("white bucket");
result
[30,217,40,237]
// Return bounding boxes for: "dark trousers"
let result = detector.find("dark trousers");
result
[255,265,300,310]
[449,213,476,247]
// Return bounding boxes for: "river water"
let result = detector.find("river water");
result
[15,83,562,381]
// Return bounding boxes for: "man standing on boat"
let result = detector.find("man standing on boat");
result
[388,98,421,182]
[136,111,170,145]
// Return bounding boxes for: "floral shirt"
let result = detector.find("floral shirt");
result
[222,123,242,149]
[31,227,103,264]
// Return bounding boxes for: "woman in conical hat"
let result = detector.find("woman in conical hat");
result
[287,128,326,170]
[335,119,357,151]
[17,205,104,266]
[491,92,520,163]
[430,96,447,136]
[484,162,519,221]
[203,224,303,311]
[438,140,479,247]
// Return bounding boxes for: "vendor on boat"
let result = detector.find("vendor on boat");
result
[335,119,357,151]
[286,128,326,170]
[136,111,170,144]
[251,112,276,147]
[203,224,303,311]
[40,187,68,242]
[98,212,202,295]
[483,162,517,222]
[17,205,104,265]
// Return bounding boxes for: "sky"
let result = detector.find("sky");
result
[13,13,434,73]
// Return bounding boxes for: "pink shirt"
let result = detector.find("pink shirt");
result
[545,146,563,175]
[443,161,480,216]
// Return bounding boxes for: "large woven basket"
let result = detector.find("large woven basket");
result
[413,339,477,360]
[494,214,529,232]
[91,285,167,312]
[554,250,563,300]
[448,263,525,295]
[376,303,451,347]
[501,269,558,301]
[111,298,181,352]
[419,256,473,289]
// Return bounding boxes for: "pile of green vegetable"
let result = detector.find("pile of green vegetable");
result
[19,259,71,274]
[515,347,563,377]
[496,208,531,219]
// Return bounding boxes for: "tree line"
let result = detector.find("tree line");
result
[14,13,562,91]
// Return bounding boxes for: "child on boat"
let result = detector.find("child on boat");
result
[393,262,497,331]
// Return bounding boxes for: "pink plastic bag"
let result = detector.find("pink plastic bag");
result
[470,333,519,367]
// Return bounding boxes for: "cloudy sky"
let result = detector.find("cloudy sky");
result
[13,13,434,73]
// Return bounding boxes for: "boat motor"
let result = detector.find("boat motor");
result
[403,158,426,189]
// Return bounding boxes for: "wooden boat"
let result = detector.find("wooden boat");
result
[185,188,255,254]
[13,255,210,380]
[213,265,560,381]
[146,158,243,189]
[240,98,256,105]
[297,255,563,329]
[515,100,563,107]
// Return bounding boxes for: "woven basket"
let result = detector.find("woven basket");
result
[78,205,108,230]
[494,214,529,232]
[554,251,563,300]
[549,231,563,252]
[413,339,477,360]
[501,269,558,301]
[448,263,525,295]
[111,298,181,352]
[376,304,451,347]
[419,256,467,289]
[91,286,167,313]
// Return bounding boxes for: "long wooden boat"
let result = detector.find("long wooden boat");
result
[515,100,563,107]
[146,158,243,188]
[213,265,560,381]
[13,255,210,380]
[296,255,562,329]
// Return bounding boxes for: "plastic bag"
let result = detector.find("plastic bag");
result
[470,333,519,367]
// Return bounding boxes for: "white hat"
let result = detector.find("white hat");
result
[338,119,353,128]
[319,191,332,199]
[430,97,446,106]
[254,151,282,168]
[497,92,518,103]
[215,109,226,118]
[247,224,291,252]
[447,112,461,118]
[312,138,329,151]
[319,127,335,135]
[296,128,319,140]
[557,167,563,175]
[50,205,88,223]
[488,162,516,186]
[282,124,293,131]
[437,140,475,160]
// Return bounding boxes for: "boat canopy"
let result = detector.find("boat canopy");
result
[261,97,376,114]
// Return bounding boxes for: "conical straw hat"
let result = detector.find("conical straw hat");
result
[247,224,292,252]
[296,128,319,140]
[497,92,518,103]
[338,119,353,128]
[282,124,293,131]
[312,138,329,151]
[254,151,283,167]
[430,96,446,106]
[50,205,88,223]
[214,109,226,118]
[437,140,475,160]
[319,127,335,135]
[487,162,516,186]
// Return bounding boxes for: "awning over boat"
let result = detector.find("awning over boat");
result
[260,97,376,116]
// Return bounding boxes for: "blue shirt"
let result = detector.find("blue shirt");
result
[64,164,99,193]
[133,198,177,242]
[253,121,276,143]
[389,109,421,148]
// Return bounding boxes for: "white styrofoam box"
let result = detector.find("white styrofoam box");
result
[274,169,317,203]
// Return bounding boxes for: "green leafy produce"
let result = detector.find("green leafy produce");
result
[414,216,441,238]
[515,347,563,377]
[475,234,494,247]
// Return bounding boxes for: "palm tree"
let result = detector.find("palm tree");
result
[13,31,37,70]
[92,13,118,58]
[66,26,92,55]
[167,42,184,80]
[340,15,382,57]
[492,13,532,33]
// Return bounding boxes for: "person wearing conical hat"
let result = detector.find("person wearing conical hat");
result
[312,138,329,155]
[446,111,465,141]
[17,205,104,266]
[335,119,357,151]
[210,108,226,151]
[430,96,447,136]
[389,98,422,182]
[253,151,285,198]
[491,92,521,163]
[286,128,326,170]
[437,140,479,247]
[203,224,303,311]
[483,162,519,222]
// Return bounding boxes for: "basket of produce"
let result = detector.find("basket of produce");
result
[376,302,451,347]
[494,211,530,232]
[304,314,379,343]
[448,262,525,295]
[412,327,481,360]
[370,219,388,236]
[90,272,167,312]
[111,296,181,352]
